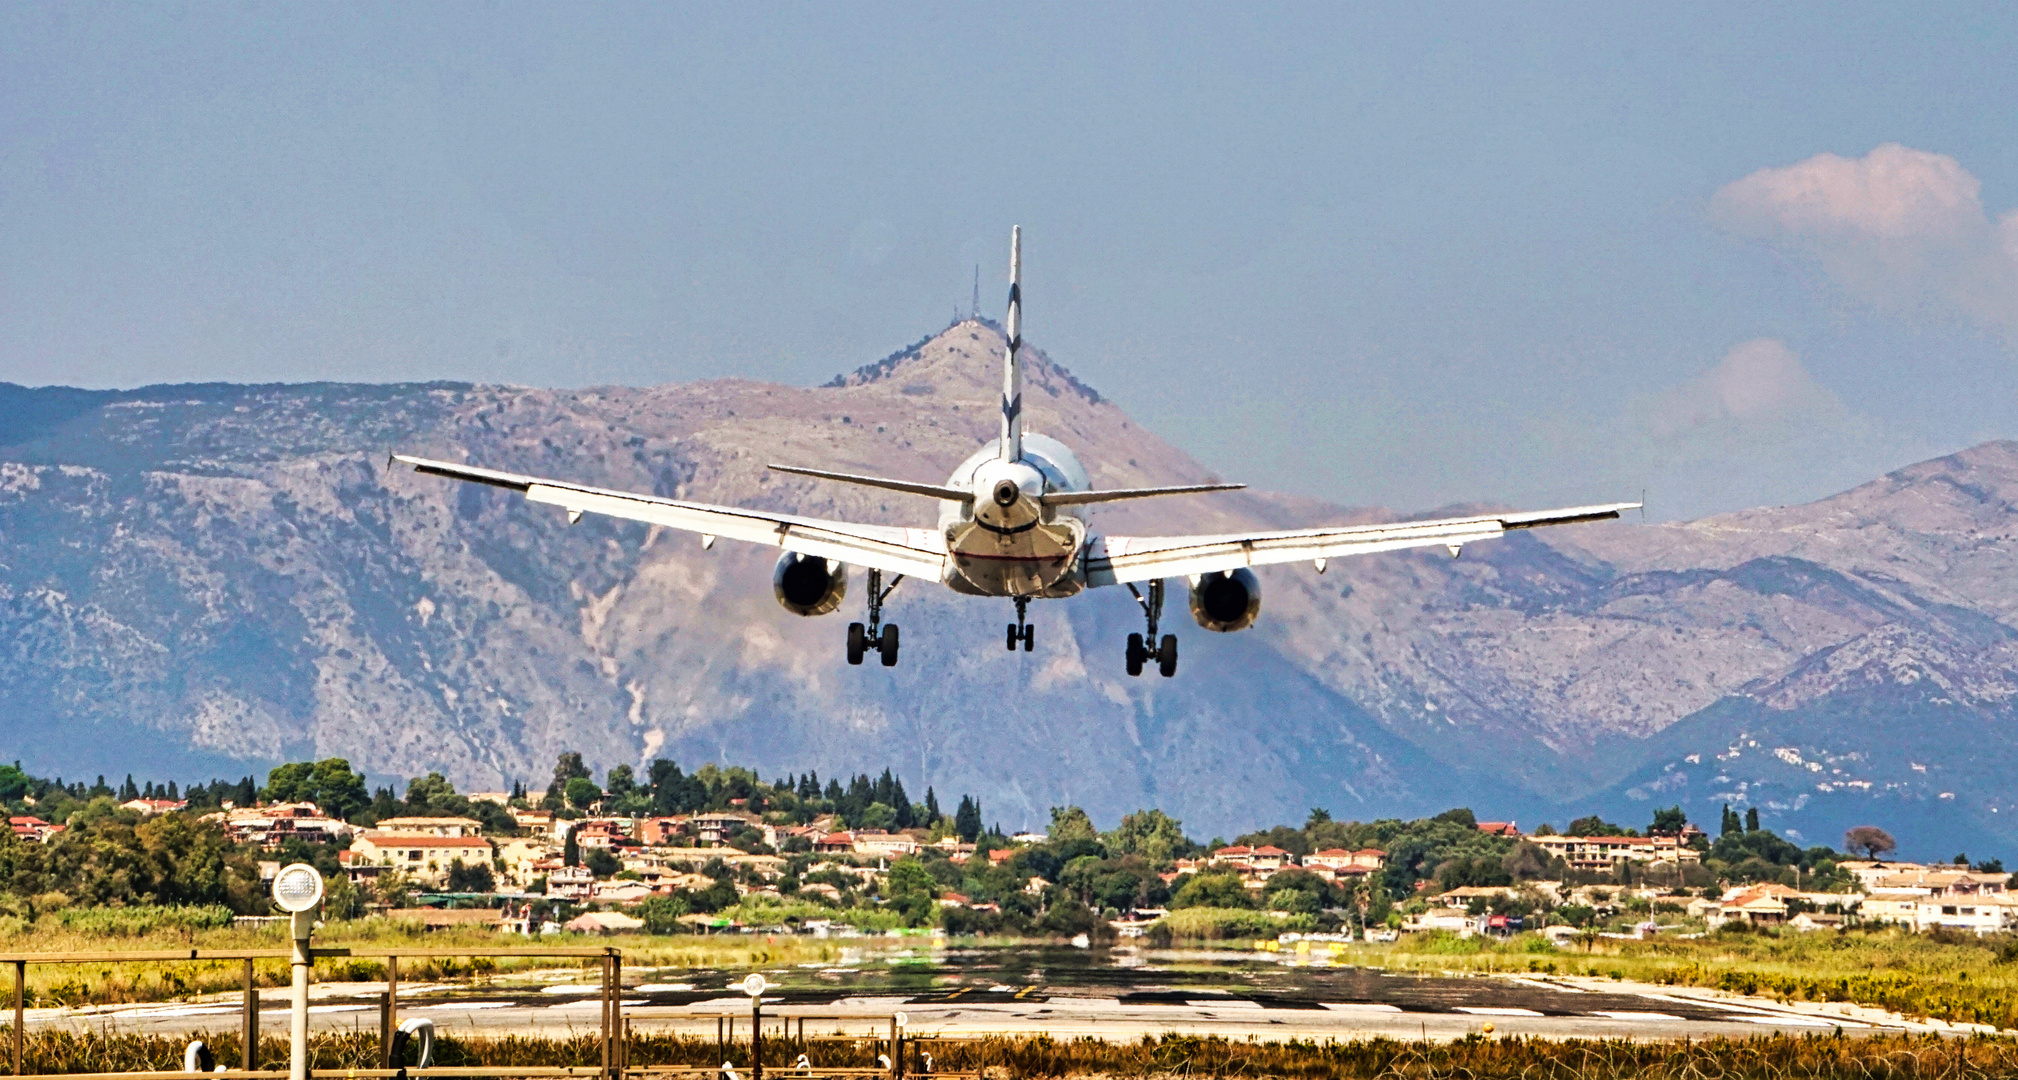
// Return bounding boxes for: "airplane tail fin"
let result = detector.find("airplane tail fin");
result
[1000,225,1023,462]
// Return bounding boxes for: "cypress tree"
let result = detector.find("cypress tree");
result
[924,787,941,825]
[1744,806,1760,832]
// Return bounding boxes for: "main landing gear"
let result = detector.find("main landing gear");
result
[1006,596,1034,652]
[848,569,903,667]
[1124,579,1178,677]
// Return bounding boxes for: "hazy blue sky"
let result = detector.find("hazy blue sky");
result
[4,4,2016,518]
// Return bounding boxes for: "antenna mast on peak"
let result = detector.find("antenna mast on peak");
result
[971,265,981,320]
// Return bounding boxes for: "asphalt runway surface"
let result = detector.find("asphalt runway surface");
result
[24,946,1945,1044]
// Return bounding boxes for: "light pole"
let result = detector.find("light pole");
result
[742,974,768,1080]
[271,864,325,1080]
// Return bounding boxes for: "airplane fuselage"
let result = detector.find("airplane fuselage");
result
[938,432,1091,598]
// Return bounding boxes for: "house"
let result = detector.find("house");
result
[349,834,494,888]
[1402,907,1477,936]
[564,911,644,934]
[1433,885,1523,908]
[495,837,561,887]
[335,848,388,888]
[638,817,688,846]
[119,798,187,817]
[543,864,595,900]
[206,803,347,849]
[465,792,513,806]
[988,848,1017,865]
[592,881,655,904]
[372,816,484,838]
[1476,821,1520,838]
[814,831,857,853]
[938,891,971,908]
[1708,884,1797,928]
[851,831,919,858]
[1011,832,1047,845]
[1305,849,1385,878]
[7,817,61,843]
[690,812,760,846]
[510,808,556,834]
[1790,911,1847,932]
[1527,834,1700,871]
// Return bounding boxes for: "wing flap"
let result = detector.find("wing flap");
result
[392,455,946,578]
[1085,502,1637,585]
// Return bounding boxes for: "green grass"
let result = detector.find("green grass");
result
[1245,926,2018,1031]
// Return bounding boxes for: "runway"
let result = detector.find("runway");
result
[19,944,1967,1043]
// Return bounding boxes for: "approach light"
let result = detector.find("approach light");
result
[271,863,325,914]
[741,973,769,998]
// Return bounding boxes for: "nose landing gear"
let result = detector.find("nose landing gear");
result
[848,569,903,667]
[1124,580,1178,677]
[1006,596,1034,652]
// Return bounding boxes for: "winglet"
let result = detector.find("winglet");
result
[1000,226,1023,463]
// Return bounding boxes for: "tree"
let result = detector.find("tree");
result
[954,796,982,842]
[1105,809,1188,865]
[1433,808,1478,829]
[563,825,580,867]
[886,857,935,898]
[0,765,29,802]
[1844,825,1896,860]
[1648,806,1688,836]
[1568,815,1627,837]
[583,848,621,879]
[924,787,942,825]
[565,777,602,811]
[1171,873,1252,910]
[1048,806,1098,844]
[1721,804,1741,838]
[1745,807,1760,833]
[445,858,495,893]
[548,751,590,806]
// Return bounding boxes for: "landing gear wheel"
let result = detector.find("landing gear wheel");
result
[1006,624,1019,651]
[1157,634,1178,678]
[879,623,900,667]
[1126,632,1145,677]
[847,623,867,666]
[1022,624,1034,651]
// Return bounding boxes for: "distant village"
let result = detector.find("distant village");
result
[8,775,2005,941]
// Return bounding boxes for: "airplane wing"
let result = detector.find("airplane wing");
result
[390,455,947,578]
[1082,502,1638,586]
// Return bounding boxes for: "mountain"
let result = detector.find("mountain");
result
[1,321,2015,854]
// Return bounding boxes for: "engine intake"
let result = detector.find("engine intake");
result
[1189,568,1261,632]
[772,552,848,616]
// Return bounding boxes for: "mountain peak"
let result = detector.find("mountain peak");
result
[822,319,1104,408]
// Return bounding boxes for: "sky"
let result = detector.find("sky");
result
[4,5,2017,519]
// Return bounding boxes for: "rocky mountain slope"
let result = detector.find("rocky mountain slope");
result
[2,321,2015,852]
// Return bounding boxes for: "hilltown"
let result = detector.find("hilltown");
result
[14,799,2005,939]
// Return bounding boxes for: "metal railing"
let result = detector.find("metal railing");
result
[0,949,973,1080]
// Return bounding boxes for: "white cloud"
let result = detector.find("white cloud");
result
[1643,338,1843,437]
[1711,144,2018,339]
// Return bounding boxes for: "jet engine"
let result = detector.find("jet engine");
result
[1188,568,1261,632]
[772,552,848,616]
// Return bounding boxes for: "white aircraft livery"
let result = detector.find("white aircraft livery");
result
[395,228,1637,676]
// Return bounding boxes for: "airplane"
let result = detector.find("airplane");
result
[393,228,1638,677]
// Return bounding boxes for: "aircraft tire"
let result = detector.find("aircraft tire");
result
[1022,624,1034,651]
[879,624,900,667]
[847,623,866,665]
[1126,632,1144,677]
[1158,634,1178,677]
[1006,625,1018,651]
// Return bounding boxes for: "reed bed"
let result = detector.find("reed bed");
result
[12,1029,2018,1079]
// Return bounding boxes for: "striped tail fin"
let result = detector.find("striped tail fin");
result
[1000,226,1023,462]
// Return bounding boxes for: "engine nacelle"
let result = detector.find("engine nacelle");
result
[772,552,848,616]
[1189,568,1261,632]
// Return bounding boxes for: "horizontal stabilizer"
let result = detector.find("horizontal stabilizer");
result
[766,464,974,502]
[1042,483,1245,506]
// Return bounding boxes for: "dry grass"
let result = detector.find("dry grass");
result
[12,1029,2018,1078]
[0,915,857,1007]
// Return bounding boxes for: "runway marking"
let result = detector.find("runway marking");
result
[636,984,695,993]
[413,1002,514,1011]
[1186,1000,1263,1009]
[1455,1007,1542,1017]
[541,985,600,995]
[944,989,969,1000]
[1506,977,1583,993]
[1320,1003,1403,1013]
[1589,1011,1683,1021]
[1741,1015,1836,1027]
[1014,985,1039,999]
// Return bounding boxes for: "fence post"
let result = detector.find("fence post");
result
[382,956,399,1069]
[750,993,761,1080]
[887,1019,897,1080]
[611,951,622,1079]
[241,958,256,1073]
[13,959,24,1076]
